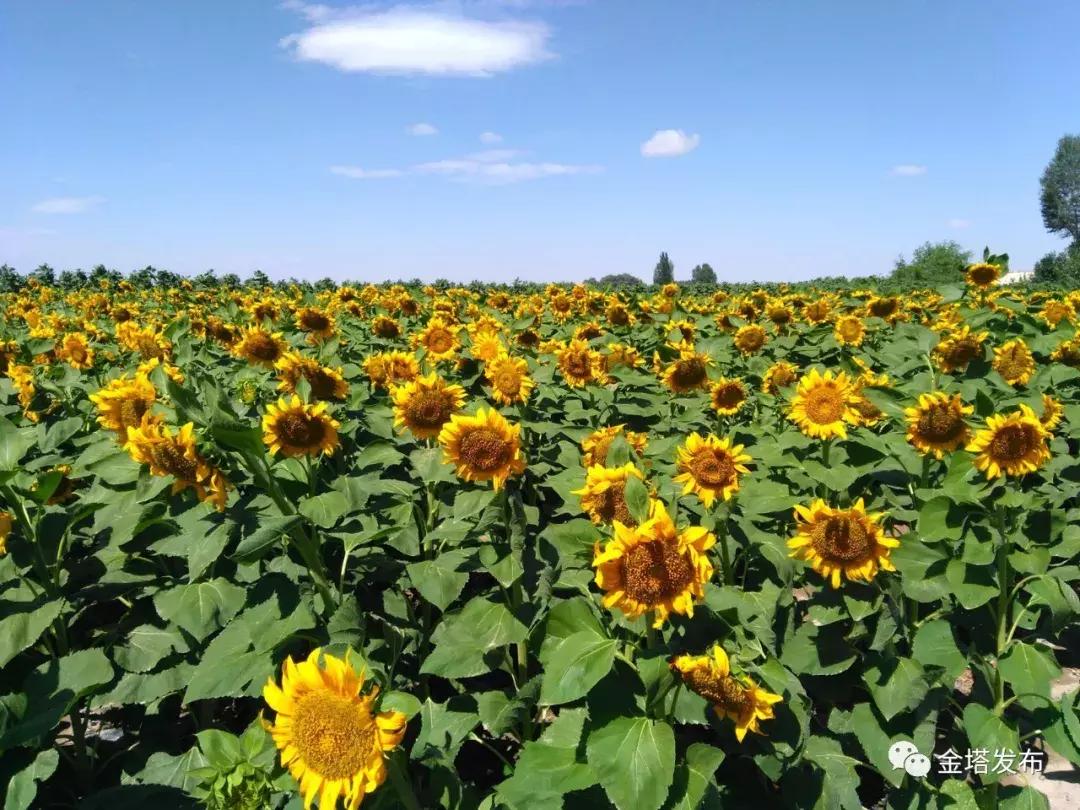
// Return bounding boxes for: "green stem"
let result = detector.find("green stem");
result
[645,611,658,648]
[387,752,423,810]
[993,508,1011,717]
[716,516,733,586]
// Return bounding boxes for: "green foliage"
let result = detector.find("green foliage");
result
[690,263,717,284]
[1040,134,1080,242]
[1033,242,1080,287]
[890,241,971,285]
[653,251,675,285]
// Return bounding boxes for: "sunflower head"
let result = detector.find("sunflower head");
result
[390,373,466,440]
[1041,394,1064,432]
[788,368,859,440]
[833,315,865,347]
[556,339,602,387]
[933,325,987,373]
[124,421,229,510]
[710,378,747,415]
[484,354,535,406]
[573,463,645,526]
[674,433,752,508]
[965,262,1002,288]
[263,649,407,810]
[992,339,1035,386]
[733,324,767,355]
[966,404,1051,479]
[371,314,401,338]
[661,350,712,394]
[762,361,798,395]
[295,307,336,340]
[262,396,341,458]
[904,392,972,459]
[438,407,525,491]
[582,425,648,467]
[90,373,158,438]
[235,327,286,368]
[414,317,461,361]
[276,351,349,401]
[0,511,12,556]
[788,499,897,588]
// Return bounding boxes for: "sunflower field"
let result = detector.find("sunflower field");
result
[2,256,1080,809]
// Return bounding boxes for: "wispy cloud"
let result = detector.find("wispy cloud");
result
[31,196,105,214]
[331,147,599,185]
[406,122,438,136]
[890,164,928,177]
[330,165,404,179]
[479,131,503,144]
[281,5,553,76]
[947,218,971,229]
[641,129,700,158]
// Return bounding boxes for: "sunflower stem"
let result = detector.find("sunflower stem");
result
[992,507,1012,717]
[645,612,658,648]
[715,509,734,587]
[388,751,423,810]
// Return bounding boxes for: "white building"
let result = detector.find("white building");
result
[1000,270,1033,285]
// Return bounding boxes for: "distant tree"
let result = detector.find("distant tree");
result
[653,252,675,285]
[0,264,22,291]
[691,263,717,284]
[130,266,158,287]
[1040,135,1080,243]
[890,241,971,286]
[156,270,182,288]
[1033,243,1080,287]
[193,269,218,288]
[246,270,271,288]
[314,277,337,291]
[220,273,241,288]
[31,264,56,286]
[598,273,645,288]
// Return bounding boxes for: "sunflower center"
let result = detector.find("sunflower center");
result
[691,450,735,487]
[996,347,1029,380]
[406,391,453,429]
[119,398,151,430]
[458,427,512,472]
[684,669,752,713]
[247,334,281,362]
[291,691,377,781]
[737,329,764,352]
[970,265,998,285]
[278,412,327,448]
[713,384,744,410]
[564,352,592,378]
[989,424,1034,461]
[942,339,979,367]
[149,443,199,482]
[427,329,453,354]
[869,298,898,317]
[494,370,521,395]
[306,369,341,400]
[597,482,634,525]
[810,515,871,562]
[301,311,330,331]
[804,387,845,424]
[621,540,694,605]
[672,358,707,388]
[918,404,964,442]
[609,307,629,325]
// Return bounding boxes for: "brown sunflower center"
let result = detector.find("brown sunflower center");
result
[149,442,199,482]
[620,540,694,605]
[306,368,343,401]
[119,398,151,430]
[917,404,965,442]
[427,329,454,354]
[995,347,1029,380]
[989,424,1035,461]
[869,298,898,317]
[810,515,871,562]
[690,450,735,487]
[804,386,845,424]
[406,390,454,429]
[300,311,331,331]
[672,358,707,388]
[277,412,327,449]
[578,325,602,340]
[291,691,377,780]
[969,265,998,285]
[941,338,980,367]
[563,351,592,378]
[713,384,745,410]
[736,329,765,352]
[374,319,400,338]
[494,370,521,395]
[608,307,630,325]
[597,481,634,525]
[839,320,862,340]
[246,334,281,362]
[458,427,512,472]
[684,669,752,713]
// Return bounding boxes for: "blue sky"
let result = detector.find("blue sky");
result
[2,0,1078,283]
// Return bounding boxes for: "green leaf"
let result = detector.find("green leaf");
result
[946,559,999,609]
[231,515,301,562]
[3,748,59,810]
[475,691,522,737]
[407,549,471,611]
[843,703,907,788]
[624,475,651,525]
[999,642,1060,704]
[0,417,36,470]
[186,521,231,581]
[539,631,617,706]
[911,619,967,683]
[662,743,724,810]
[114,625,182,673]
[127,747,208,794]
[421,597,527,678]
[0,598,63,669]
[153,579,246,642]
[801,734,862,809]
[998,785,1051,810]
[586,716,676,810]
[963,704,1020,784]
[298,491,350,528]
[412,696,478,763]
[496,708,596,806]
[863,657,929,722]
[780,623,856,676]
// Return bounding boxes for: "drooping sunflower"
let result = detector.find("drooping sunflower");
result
[788,368,859,440]
[556,339,602,387]
[438,408,525,491]
[263,648,407,810]
[56,332,94,370]
[833,315,865,347]
[710,377,748,416]
[933,325,988,373]
[966,404,1051,479]
[413,317,461,362]
[295,307,336,341]
[1052,335,1080,367]
[89,372,158,438]
[371,314,401,339]
[965,262,1002,288]
[904,392,972,459]
[661,350,712,394]
[733,324,767,355]
[762,361,798,395]
[573,463,644,526]
[992,339,1035,386]
[674,433,751,507]
[0,511,11,556]
[1041,394,1064,432]
[484,354,535,406]
[124,420,230,510]
[671,645,783,742]
[592,500,715,627]
[363,351,420,389]
[276,351,350,401]
[788,499,897,588]
[390,373,466,440]
[234,326,287,368]
[582,425,648,467]
[262,396,341,457]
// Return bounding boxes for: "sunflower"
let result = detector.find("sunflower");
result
[661,350,712,394]
[803,298,832,324]
[438,408,525,491]
[390,373,466,440]
[295,307,336,340]
[762,361,798,395]
[965,262,1002,288]
[371,314,401,338]
[710,378,748,416]
[833,315,865,347]
[0,511,11,556]
[592,500,714,627]
[573,463,644,526]
[966,405,1051,479]
[276,351,350,401]
[1041,394,1064,432]
[582,425,648,467]
[56,332,94,370]
[788,499,897,588]
[414,318,461,361]
[1052,336,1080,367]
[90,373,158,438]
[471,332,506,363]
[363,351,420,389]
[671,646,782,742]
[933,325,988,373]
[484,354,535,406]
[124,420,230,510]
[263,396,341,458]
[904,392,972,458]
[1040,299,1074,328]
[993,339,1035,386]
[263,649,407,810]
[556,339,602,387]
[866,295,900,321]
[673,433,751,507]
[733,324,767,355]
[788,368,859,440]
[234,326,287,368]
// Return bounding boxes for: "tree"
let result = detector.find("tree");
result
[1040,135,1080,243]
[890,241,971,286]
[1033,242,1080,287]
[691,263,717,284]
[598,273,645,288]
[246,269,271,288]
[653,252,674,285]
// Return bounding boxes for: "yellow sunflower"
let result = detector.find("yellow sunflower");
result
[993,339,1035,386]
[413,317,461,361]
[582,425,648,467]
[263,649,407,810]
[438,408,525,491]
[573,463,644,526]
[0,511,11,556]
[788,499,897,588]
[234,326,287,369]
[965,262,1002,288]
[276,351,350,401]
[295,307,336,341]
[471,332,506,363]
[733,324,767,355]
[592,500,714,627]
[371,314,401,339]
[556,339,602,387]
[124,420,230,510]
[966,405,1051,479]
[762,361,798,395]
[484,354,535,406]
[1051,336,1080,367]
[661,350,712,394]
[788,368,859,440]
[56,332,94,370]
[89,372,158,438]
[933,325,988,373]
[674,433,751,507]
[833,315,865,347]
[904,392,972,459]
[1041,394,1064,432]
[262,396,341,457]
[390,373,466,440]
[709,378,748,416]
[671,645,782,742]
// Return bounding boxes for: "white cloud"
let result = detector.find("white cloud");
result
[407,122,438,136]
[479,131,503,144]
[947,218,971,229]
[464,148,524,162]
[330,165,404,179]
[640,129,700,158]
[281,7,553,76]
[890,164,928,176]
[31,196,105,214]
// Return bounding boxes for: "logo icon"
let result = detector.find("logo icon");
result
[888,740,929,778]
